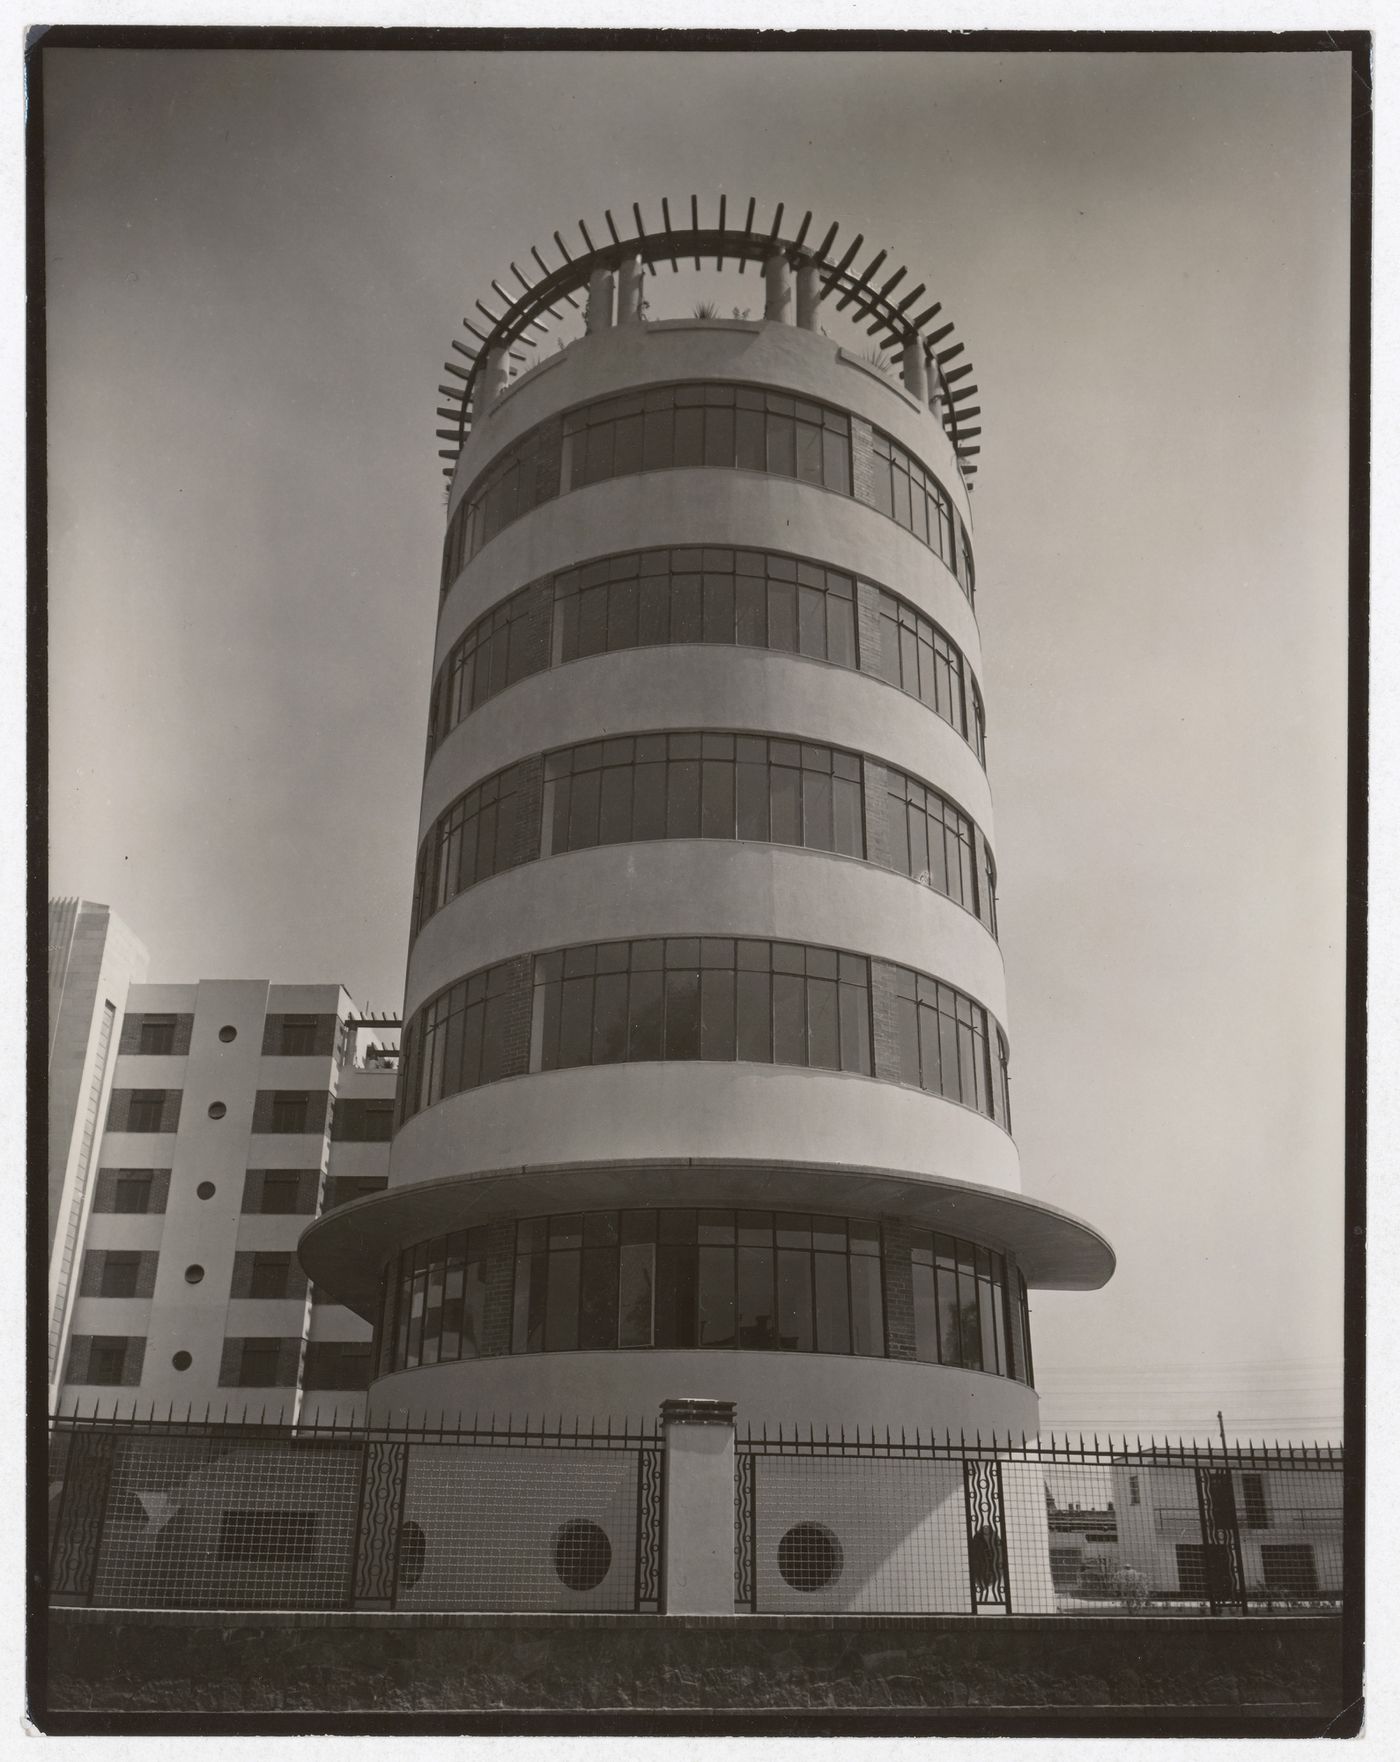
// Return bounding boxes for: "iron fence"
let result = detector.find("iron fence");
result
[48,1408,1342,1618]
[48,1405,662,1614]
[734,1426,1344,1617]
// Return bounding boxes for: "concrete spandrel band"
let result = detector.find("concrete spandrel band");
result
[409,731,999,951]
[440,378,974,612]
[395,935,1011,1136]
[426,545,987,769]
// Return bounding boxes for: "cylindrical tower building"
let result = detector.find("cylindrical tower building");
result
[302,201,1113,1441]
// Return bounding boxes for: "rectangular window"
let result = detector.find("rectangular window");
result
[68,1335,144,1387]
[1241,1473,1268,1530]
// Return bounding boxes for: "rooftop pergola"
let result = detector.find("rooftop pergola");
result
[435,195,982,482]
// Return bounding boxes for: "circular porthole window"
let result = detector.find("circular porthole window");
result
[398,1520,426,1589]
[207,1101,227,1120]
[218,1025,237,1042]
[553,1519,612,1591]
[196,1181,216,1200]
[172,1351,192,1371]
[184,1265,204,1285]
[777,1522,843,1592]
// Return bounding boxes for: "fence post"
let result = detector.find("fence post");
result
[660,1397,736,1614]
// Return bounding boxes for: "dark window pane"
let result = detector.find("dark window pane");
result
[592,972,629,1064]
[638,574,670,644]
[558,977,594,1068]
[700,968,736,1060]
[674,406,704,466]
[702,572,735,644]
[619,1241,655,1346]
[642,407,674,471]
[607,579,640,650]
[665,968,701,1059]
[814,1252,852,1354]
[703,405,735,467]
[833,775,863,857]
[937,1260,962,1365]
[736,760,770,841]
[770,763,802,846]
[567,768,601,850]
[795,421,823,486]
[698,1245,736,1347]
[735,574,766,646]
[613,413,643,477]
[850,1254,884,1356]
[670,573,703,643]
[631,761,668,841]
[738,1245,777,1348]
[772,973,807,1067]
[579,1246,620,1349]
[776,1249,814,1351]
[766,413,796,477]
[822,428,850,493]
[803,770,834,851]
[735,408,765,471]
[913,1261,939,1363]
[667,759,701,838]
[701,759,735,839]
[807,977,840,1070]
[768,580,798,652]
[736,970,771,1063]
[840,980,872,1075]
[654,1243,697,1348]
[544,1250,581,1351]
[598,764,634,845]
[628,971,665,1060]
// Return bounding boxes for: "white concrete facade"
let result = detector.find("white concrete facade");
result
[302,310,1112,1458]
[51,954,391,1424]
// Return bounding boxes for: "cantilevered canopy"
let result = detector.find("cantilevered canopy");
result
[301,1159,1110,1321]
[436,195,982,482]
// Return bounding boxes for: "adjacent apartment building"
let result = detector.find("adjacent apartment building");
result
[47,900,397,1425]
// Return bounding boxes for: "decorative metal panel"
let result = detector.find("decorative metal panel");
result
[635,1442,663,1610]
[352,1440,407,1603]
[49,1431,115,1598]
[734,1451,756,1611]
[1195,1466,1247,1613]
[963,1457,1010,1612]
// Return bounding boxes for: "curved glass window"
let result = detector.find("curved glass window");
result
[891,964,1012,1130]
[429,547,981,764]
[869,588,984,761]
[441,382,851,590]
[439,381,972,602]
[534,936,872,1077]
[557,546,857,668]
[374,1209,1031,1383]
[411,760,533,930]
[398,941,1010,1129]
[413,734,995,940]
[543,733,863,861]
[883,769,977,912]
[910,1231,1013,1377]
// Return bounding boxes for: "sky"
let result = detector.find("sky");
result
[42,45,1354,1441]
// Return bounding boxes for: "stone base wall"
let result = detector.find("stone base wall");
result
[46,1609,1345,1724]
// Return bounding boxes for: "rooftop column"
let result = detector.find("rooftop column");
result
[902,337,929,401]
[795,259,821,330]
[763,252,792,324]
[616,255,644,324]
[585,266,616,334]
